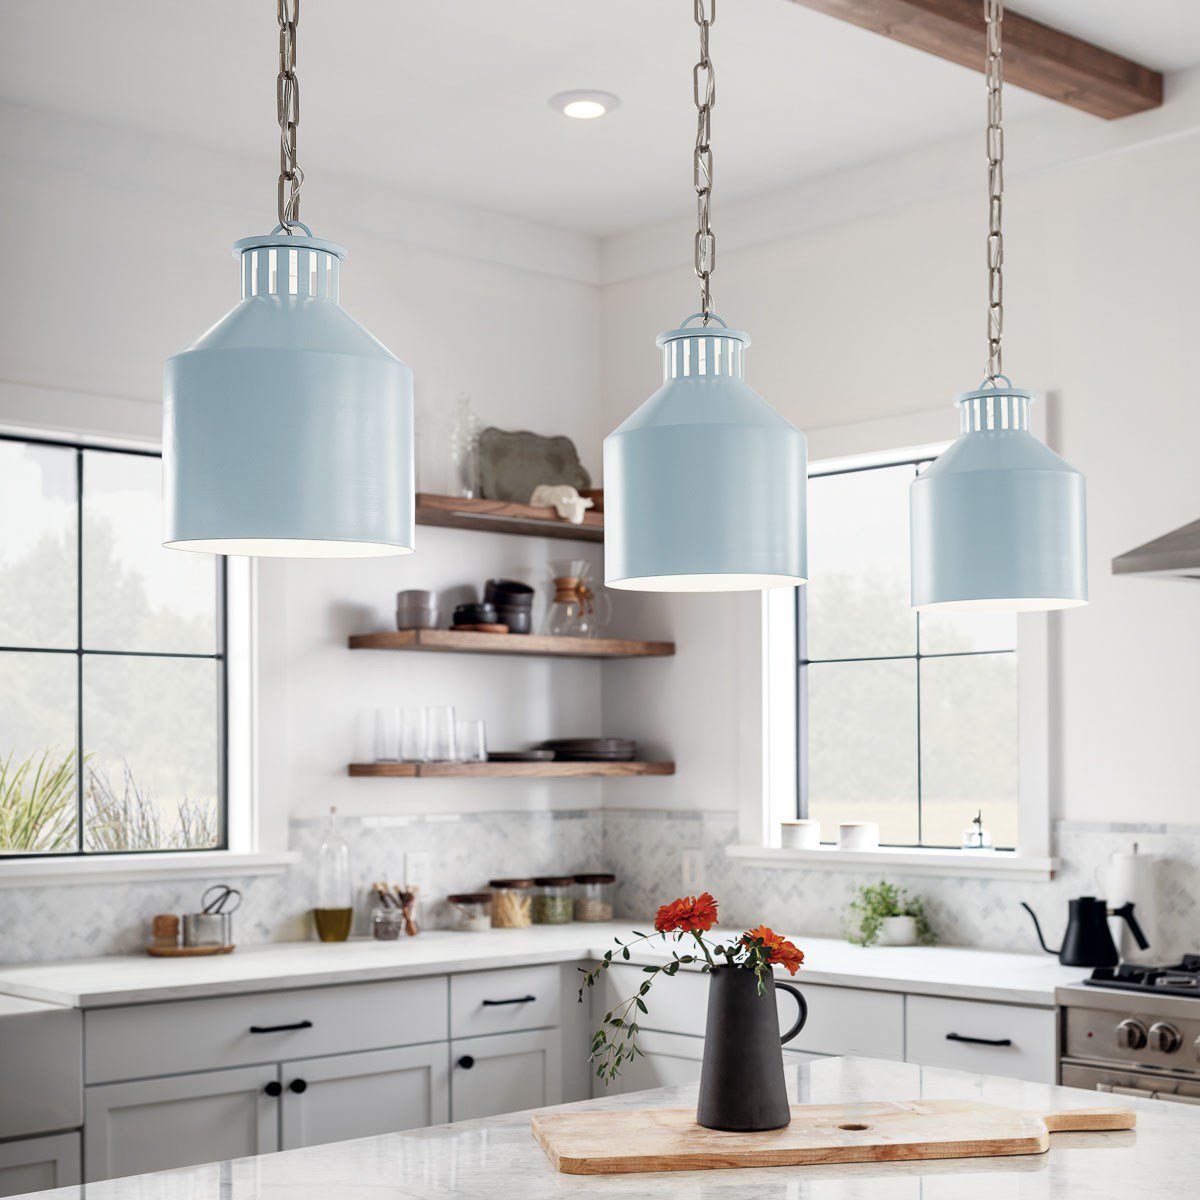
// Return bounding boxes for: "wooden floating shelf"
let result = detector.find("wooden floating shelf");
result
[348,761,675,779]
[415,493,603,543]
[348,629,674,659]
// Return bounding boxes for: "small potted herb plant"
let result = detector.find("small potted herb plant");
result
[847,880,935,947]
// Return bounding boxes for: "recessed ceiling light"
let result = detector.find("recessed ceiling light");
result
[549,90,621,120]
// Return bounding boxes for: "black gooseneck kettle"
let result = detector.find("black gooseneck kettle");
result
[1021,896,1149,968]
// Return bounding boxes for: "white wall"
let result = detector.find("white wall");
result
[599,68,1200,828]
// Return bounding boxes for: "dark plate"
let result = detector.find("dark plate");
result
[488,750,556,762]
[539,738,635,752]
[551,751,636,762]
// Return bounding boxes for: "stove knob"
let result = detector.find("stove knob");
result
[1115,1019,1148,1051]
[1149,1022,1182,1053]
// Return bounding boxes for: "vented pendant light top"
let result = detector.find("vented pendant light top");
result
[603,315,807,592]
[909,381,1087,611]
[163,228,414,557]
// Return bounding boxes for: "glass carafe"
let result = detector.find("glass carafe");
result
[544,559,611,637]
[450,393,480,498]
[314,806,354,941]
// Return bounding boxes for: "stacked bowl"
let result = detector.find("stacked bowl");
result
[396,589,438,631]
[484,579,534,635]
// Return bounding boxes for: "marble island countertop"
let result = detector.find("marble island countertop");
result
[19,1056,1196,1199]
[0,923,1086,1008]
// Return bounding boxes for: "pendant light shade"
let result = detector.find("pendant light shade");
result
[909,383,1086,611]
[163,230,414,557]
[604,316,807,592]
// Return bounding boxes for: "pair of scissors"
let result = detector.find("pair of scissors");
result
[201,884,242,915]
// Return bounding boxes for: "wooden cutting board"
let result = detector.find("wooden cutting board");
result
[531,1099,1135,1175]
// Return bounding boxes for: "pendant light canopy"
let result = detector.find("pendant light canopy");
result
[163,1,413,557]
[909,0,1086,611]
[603,1,806,592]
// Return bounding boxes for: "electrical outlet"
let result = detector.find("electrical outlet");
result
[404,851,432,892]
[680,848,703,893]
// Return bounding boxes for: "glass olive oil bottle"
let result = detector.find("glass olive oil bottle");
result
[314,806,354,942]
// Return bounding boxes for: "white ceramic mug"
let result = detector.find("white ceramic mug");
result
[780,820,821,849]
[838,822,880,851]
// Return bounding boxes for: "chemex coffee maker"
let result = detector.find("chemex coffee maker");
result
[1021,897,1149,968]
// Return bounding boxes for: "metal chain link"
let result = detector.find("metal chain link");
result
[693,0,716,323]
[277,0,304,233]
[985,0,1004,382]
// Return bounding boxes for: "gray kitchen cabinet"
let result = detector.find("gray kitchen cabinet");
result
[84,1064,278,1182]
[0,1132,81,1196]
[450,1028,562,1121]
[604,1029,705,1096]
[279,1044,450,1150]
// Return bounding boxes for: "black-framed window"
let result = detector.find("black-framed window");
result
[797,457,1018,850]
[0,434,227,857]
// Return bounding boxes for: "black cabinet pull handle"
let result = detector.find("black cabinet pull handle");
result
[457,1055,475,1069]
[946,1032,1013,1047]
[289,1078,308,1094]
[249,1020,313,1034]
[481,995,536,1006]
[264,1081,283,1097]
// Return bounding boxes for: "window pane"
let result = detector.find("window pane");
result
[0,652,78,853]
[919,653,1018,848]
[805,659,918,845]
[0,441,76,649]
[83,656,220,852]
[805,464,915,660]
[83,451,218,654]
[919,610,1016,655]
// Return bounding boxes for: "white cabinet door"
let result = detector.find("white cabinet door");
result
[84,1065,278,1182]
[450,1029,562,1122]
[602,1029,706,1097]
[0,1132,80,1197]
[279,1044,450,1150]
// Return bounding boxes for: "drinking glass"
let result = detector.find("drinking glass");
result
[425,705,457,762]
[401,706,428,762]
[373,707,401,761]
[456,718,487,762]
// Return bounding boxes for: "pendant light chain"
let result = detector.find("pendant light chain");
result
[985,0,1004,383]
[693,0,717,324]
[277,0,304,233]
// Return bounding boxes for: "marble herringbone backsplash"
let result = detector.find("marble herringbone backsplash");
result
[1,808,1196,963]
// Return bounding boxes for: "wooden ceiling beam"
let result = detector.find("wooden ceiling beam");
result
[786,0,1163,119]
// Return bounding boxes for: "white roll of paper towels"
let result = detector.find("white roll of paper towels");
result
[1106,844,1159,964]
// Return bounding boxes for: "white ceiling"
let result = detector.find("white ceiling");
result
[1,1,1197,237]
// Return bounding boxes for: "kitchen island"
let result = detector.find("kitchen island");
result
[17,1055,1193,1199]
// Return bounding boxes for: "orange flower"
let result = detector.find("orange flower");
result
[743,925,805,976]
[655,892,719,933]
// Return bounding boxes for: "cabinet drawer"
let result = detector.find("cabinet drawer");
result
[85,976,448,1084]
[905,995,1055,1083]
[602,965,903,1060]
[450,966,560,1039]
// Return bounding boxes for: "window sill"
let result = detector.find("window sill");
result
[724,843,1057,881]
[0,851,299,888]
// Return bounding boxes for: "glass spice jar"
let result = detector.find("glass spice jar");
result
[489,878,534,928]
[371,907,405,941]
[533,876,575,925]
[573,873,616,922]
[447,892,492,932]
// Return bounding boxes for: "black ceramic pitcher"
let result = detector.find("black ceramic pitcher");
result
[696,966,808,1132]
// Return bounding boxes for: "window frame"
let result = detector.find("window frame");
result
[796,454,1019,851]
[730,405,1056,878]
[0,430,229,860]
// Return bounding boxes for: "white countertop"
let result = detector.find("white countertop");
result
[17,1056,1193,1199]
[0,924,1085,1008]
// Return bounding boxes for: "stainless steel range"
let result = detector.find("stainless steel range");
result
[1057,958,1200,1106]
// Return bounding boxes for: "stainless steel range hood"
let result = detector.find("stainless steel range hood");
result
[1112,518,1200,580]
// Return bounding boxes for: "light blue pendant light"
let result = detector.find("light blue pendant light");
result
[603,2,807,592]
[163,2,413,558]
[909,0,1086,611]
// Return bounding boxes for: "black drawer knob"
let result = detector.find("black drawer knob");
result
[457,1055,475,1070]
[289,1078,308,1094]
[264,1081,283,1097]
